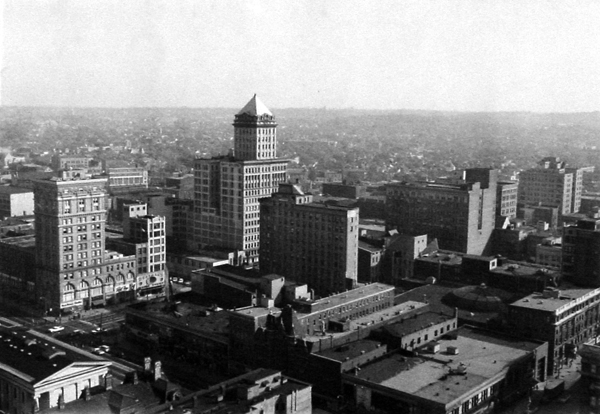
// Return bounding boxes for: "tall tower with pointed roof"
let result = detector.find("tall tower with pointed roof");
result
[193,95,288,264]
[234,94,278,161]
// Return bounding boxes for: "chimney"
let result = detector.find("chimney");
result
[104,372,113,390]
[144,356,152,373]
[131,371,139,385]
[153,360,162,381]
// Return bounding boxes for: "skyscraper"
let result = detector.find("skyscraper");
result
[259,183,359,296]
[385,168,497,255]
[193,95,288,264]
[33,171,167,312]
[33,172,112,311]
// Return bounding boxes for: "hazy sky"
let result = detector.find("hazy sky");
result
[2,0,600,111]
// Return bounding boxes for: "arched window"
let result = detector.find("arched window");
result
[126,271,134,281]
[91,278,103,297]
[63,283,75,302]
[105,276,115,292]
[78,280,89,299]
[116,274,125,285]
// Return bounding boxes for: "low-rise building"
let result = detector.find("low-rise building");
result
[535,240,562,268]
[154,368,312,414]
[0,186,34,219]
[103,167,149,191]
[342,326,547,414]
[125,301,230,376]
[0,326,111,413]
[51,154,91,172]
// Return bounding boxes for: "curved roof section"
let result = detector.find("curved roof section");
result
[237,94,273,116]
[444,283,515,312]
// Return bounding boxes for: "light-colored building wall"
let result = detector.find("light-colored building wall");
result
[193,96,288,264]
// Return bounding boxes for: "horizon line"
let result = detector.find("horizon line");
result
[1,104,600,116]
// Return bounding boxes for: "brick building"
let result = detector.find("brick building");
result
[386,168,497,255]
[562,218,600,286]
[259,183,359,296]
[342,326,547,414]
[508,287,600,375]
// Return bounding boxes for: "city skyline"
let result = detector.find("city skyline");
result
[3,0,600,112]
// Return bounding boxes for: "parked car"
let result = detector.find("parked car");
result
[48,326,64,333]
[92,347,106,355]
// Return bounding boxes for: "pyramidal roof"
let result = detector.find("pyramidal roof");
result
[237,94,273,116]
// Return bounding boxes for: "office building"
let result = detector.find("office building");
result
[496,180,518,219]
[386,168,497,255]
[518,157,586,215]
[32,172,167,312]
[259,183,359,296]
[33,174,111,311]
[193,95,288,264]
[563,218,600,286]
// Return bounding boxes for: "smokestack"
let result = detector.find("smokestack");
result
[153,361,162,381]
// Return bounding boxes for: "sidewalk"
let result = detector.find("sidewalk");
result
[497,356,586,414]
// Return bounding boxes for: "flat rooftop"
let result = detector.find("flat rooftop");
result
[129,301,230,341]
[395,284,501,326]
[418,250,463,266]
[319,339,384,362]
[359,240,382,253]
[293,283,394,311]
[302,301,428,344]
[190,373,309,414]
[491,262,561,279]
[382,311,455,338]
[0,186,32,194]
[510,288,599,312]
[387,181,473,192]
[353,326,542,406]
[0,234,36,249]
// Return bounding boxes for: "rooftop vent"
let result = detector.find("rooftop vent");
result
[447,346,459,355]
[542,288,560,299]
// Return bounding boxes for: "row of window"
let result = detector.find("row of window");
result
[62,215,101,225]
